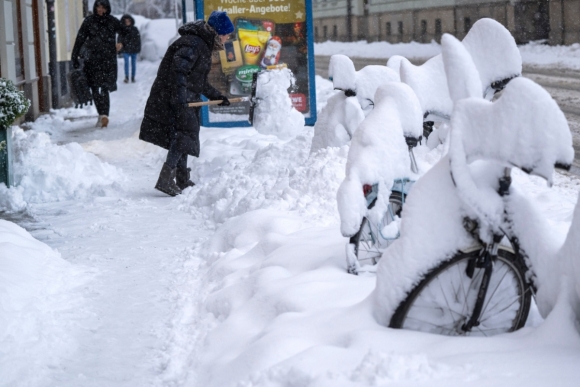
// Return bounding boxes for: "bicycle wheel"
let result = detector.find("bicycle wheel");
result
[350,192,404,267]
[389,248,532,336]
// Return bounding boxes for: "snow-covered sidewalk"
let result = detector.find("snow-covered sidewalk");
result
[2,52,580,387]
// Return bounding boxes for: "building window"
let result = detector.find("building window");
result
[398,21,403,35]
[386,22,392,36]
[420,20,427,42]
[323,25,328,39]
[333,25,337,39]
[435,18,442,39]
[315,26,318,38]
[464,17,472,33]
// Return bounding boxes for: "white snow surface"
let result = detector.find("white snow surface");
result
[311,56,400,152]
[0,127,123,213]
[328,54,357,92]
[400,54,453,119]
[461,18,522,95]
[316,34,580,71]
[441,34,482,103]
[3,23,580,387]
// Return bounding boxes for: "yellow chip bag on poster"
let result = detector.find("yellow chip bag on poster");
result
[238,29,271,66]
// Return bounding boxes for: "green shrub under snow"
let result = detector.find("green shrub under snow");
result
[0,78,30,128]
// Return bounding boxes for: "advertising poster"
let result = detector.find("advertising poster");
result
[195,0,317,127]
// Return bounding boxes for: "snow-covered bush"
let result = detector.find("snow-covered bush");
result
[253,68,304,140]
[0,78,30,128]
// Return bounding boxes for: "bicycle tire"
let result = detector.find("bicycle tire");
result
[389,248,532,336]
[350,192,404,268]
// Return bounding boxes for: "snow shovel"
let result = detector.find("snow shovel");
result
[187,96,249,107]
[248,71,262,126]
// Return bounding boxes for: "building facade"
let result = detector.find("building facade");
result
[0,0,52,120]
[313,0,579,46]
[0,0,86,123]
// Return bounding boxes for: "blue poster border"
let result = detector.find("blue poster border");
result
[193,0,317,128]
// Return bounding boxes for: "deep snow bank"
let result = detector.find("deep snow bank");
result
[0,220,89,385]
[0,128,124,212]
[179,128,347,226]
[316,39,580,70]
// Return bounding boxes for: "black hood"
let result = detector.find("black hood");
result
[93,0,111,16]
[120,14,135,26]
[178,20,216,47]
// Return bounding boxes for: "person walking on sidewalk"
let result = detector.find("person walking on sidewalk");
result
[71,0,121,128]
[118,14,141,83]
[139,11,233,196]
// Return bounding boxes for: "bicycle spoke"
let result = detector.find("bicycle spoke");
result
[480,262,514,318]
[436,275,463,324]
[479,294,524,323]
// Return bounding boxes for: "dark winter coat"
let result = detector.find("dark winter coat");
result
[71,0,121,91]
[118,15,141,54]
[139,21,223,157]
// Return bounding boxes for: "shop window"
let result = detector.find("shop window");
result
[398,21,403,35]
[386,22,392,36]
[323,25,327,38]
[333,25,337,39]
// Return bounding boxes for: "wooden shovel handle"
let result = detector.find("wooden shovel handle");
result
[187,97,248,107]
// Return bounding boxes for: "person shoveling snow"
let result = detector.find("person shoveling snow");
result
[139,11,234,197]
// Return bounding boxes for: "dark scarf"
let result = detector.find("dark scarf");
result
[206,23,224,51]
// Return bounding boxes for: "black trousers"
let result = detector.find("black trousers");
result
[166,145,188,170]
[91,86,110,116]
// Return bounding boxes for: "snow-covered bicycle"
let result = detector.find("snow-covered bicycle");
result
[374,34,575,336]
[338,82,423,275]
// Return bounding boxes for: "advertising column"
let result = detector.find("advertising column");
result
[196,0,317,127]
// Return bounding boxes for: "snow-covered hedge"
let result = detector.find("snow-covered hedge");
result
[0,78,30,128]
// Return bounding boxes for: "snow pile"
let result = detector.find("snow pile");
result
[315,40,442,60]
[193,210,479,387]
[337,83,421,237]
[555,192,580,321]
[0,128,124,212]
[399,55,452,120]
[317,29,580,71]
[328,54,357,92]
[253,68,305,140]
[311,55,400,152]
[441,34,482,103]
[310,92,364,153]
[179,129,347,226]
[140,19,177,61]
[520,41,580,70]
[461,18,521,97]
[449,77,572,233]
[0,219,88,385]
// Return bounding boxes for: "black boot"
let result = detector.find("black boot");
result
[155,163,182,196]
[176,167,195,190]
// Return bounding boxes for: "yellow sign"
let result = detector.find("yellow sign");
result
[205,0,306,24]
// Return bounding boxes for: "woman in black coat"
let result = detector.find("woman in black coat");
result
[71,0,121,128]
[140,12,233,196]
[118,14,141,83]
